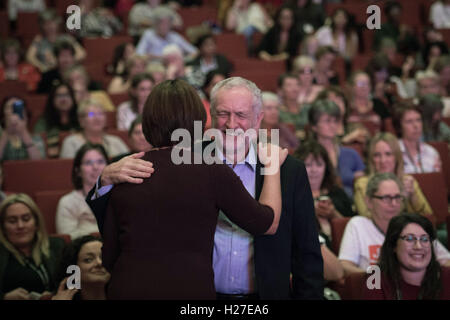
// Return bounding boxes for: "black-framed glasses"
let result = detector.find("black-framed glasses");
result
[371,194,404,204]
[399,234,431,246]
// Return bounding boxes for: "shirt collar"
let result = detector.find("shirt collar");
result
[218,142,257,172]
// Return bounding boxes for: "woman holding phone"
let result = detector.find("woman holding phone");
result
[0,97,45,161]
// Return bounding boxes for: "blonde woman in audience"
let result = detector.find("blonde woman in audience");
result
[146,61,166,85]
[339,173,450,276]
[0,194,65,300]
[292,56,323,107]
[26,9,86,73]
[53,235,109,300]
[392,102,442,174]
[0,97,45,161]
[107,55,148,95]
[116,73,154,131]
[354,132,432,218]
[56,144,107,239]
[60,99,129,159]
[63,65,115,112]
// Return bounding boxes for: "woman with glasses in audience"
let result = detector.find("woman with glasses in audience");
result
[60,99,129,159]
[339,173,450,277]
[309,99,365,197]
[33,83,80,158]
[354,132,432,218]
[363,213,450,300]
[56,144,108,239]
[393,101,442,174]
[52,235,110,300]
[0,194,65,300]
[295,140,354,247]
[292,56,323,109]
[0,97,46,161]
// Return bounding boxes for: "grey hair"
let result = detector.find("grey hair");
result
[153,6,174,23]
[308,99,341,125]
[366,172,403,198]
[210,77,262,116]
[261,91,280,105]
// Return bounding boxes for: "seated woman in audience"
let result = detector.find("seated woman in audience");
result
[117,73,154,131]
[316,86,370,145]
[423,41,448,71]
[392,102,442,173]
[363,213,450,300]
[260,92,299,152]
[78,0,123,38]
[186,34,233,85]
[107,42,135,77]
[354,132,432,218]
[0,39,41,92]
[225,0,273,53]
[33,83,80,158]
[292,56,323,108]
[52,235,110,300]
[313,46,339,86]
[390,54,417,99]
[108,55,148,95]
[346,71,383,133]
[128,0,182,38]
[0,194,65,300]
[198,70,227,129]
[257,5,301,67]
[339,173,450,276]
[146,61,166,85]
[26,9,86,73]
[0,97,45,161]
[56,144,107,239]
[63,65,115,112]
[433,55,450,97]
[295,140,354,246]
[112,116,152,161]
[60,99,129,159]
[418,94,450,143]
[309,99,365,197]
[161,45,187,81]
[314,8,358,61]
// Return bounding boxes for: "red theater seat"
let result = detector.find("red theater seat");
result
[35,190,71,234]
[331,217,351,255]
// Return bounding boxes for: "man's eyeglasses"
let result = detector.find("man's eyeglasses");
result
[399,234,431,246]
[371,194,404,204]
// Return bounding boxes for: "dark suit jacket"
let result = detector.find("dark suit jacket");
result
[0,237,65,299]
[86,153,323,299]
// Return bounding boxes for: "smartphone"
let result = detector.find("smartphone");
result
[12,100,25,119]
[318,195,330,202]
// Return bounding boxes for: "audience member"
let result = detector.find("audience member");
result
[56,144,107,239]
[418,94,450,143]
[309,99,365,197]
[7,0,46,22]
[108,42,135,77]
[434,55,450,96]
[117,73,154,130]
[37,40,77,94]
[60,99,129,159]
[429,0,450,29]
[314,8,358,61]
[128,0,182,38]
[363,213,450,300]
[354,133,432,218]
[63,65,115,112]
[260,91,299,151]
[0,39,41,92]
[292,56,323,107]
[108,54,148,95]
[314,46,339,86]
[33,83,80,158]
[339,173,450,276]
[135,6,197,60]
[0,97,45,161]
[78,0,123,38]
[145,61,166,85]
[53,235,109,300]
[0,194,65,300]
[392,102,442,173]
[295,140,354,247]
[288,0,325,35]
[26,9,86,73]
[257,5,301,66]
[112,116,152,161]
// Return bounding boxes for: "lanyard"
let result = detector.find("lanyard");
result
[404,141,423,173]
[24,257,50,290]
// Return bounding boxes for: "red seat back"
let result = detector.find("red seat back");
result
[411,172,449,226]
[3,159,73,196]
[428,141,450,196]
[35,190,71,234]
[331,217,351,255]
